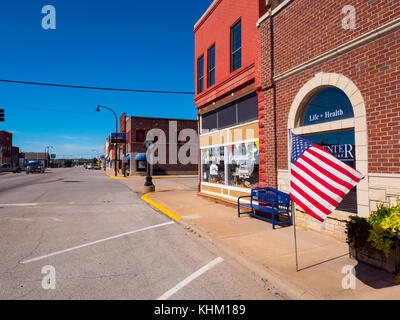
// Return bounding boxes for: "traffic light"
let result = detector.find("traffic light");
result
[0,109,4,122]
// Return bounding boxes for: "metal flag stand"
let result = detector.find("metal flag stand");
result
[289,129,299,272]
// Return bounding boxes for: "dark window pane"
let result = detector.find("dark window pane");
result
[218,103,237,128]
[302,87,354,126]
[198,56,204,93]
[231,20,242,72]
[208,45,215,87]
[136,130,146,142]
[202,111,218,132]
[237,93,258,123]
[232,50,241,71]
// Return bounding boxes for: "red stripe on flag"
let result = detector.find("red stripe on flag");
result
[290,193,326,222]
[291,181,331,216]
[291,169,339,208]
[295,161,347,199]
[301,153,354,190]
[308,146,362,183]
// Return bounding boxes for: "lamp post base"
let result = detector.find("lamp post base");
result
[143,185,155,193]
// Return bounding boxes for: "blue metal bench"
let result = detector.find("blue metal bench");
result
[237,187,291,229]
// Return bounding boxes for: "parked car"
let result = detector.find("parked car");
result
[0,163,23,173]
[92,164,101,170]
[26,161,45,174]
[86,164,93,169]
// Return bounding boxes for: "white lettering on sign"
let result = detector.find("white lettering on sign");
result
[323,144,354,160]
[308,109,344,123]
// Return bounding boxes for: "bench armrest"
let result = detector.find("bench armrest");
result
[237,195,252,206]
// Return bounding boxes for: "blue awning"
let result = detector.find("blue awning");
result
[135,153,146,161]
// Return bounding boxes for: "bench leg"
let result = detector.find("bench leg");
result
[272,211,275,229]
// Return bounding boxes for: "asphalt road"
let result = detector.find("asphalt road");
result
[0,167,282,300]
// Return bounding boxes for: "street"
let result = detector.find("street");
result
[0,167,281,300]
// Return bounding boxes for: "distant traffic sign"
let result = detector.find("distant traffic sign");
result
[111,133,126,144]
[51,154,56,159]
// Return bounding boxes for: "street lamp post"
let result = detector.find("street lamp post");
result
[96,105,118,177]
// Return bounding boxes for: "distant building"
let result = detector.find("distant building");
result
[105,114,198,176]
[0,130,22,166]
[24,152,49,166]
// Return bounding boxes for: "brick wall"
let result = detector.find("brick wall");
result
[259,0,400,176]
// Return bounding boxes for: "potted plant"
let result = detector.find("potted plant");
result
[346,200,400,277]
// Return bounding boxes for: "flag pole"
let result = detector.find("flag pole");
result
[289,129,299,272]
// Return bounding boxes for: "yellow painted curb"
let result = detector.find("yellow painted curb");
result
[141,193,182,222]
[109,176,128,180]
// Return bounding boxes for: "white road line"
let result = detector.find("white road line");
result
[157,257,224,300]
[21,221,175,264]
[0,203,38,207]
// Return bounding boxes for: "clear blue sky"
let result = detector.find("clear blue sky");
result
[0,0,211,158]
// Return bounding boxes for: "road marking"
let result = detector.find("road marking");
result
[0,203,38,207]
[141,193,182,222]
[157,257,224,300]
[21,221,174,264]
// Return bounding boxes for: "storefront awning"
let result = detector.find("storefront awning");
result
[135,153,146,161]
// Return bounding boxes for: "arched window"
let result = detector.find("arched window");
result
[301,87,354,126]
[299,87,357,214]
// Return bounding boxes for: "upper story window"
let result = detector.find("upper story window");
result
[207,45,215,87]
[197,55,204,93]
[231,20,242,72]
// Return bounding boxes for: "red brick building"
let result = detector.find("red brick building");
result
[195,0,264,201]
[195,0,400,239]
[105,114,198,176]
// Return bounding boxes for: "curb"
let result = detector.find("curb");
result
[141,193,182,222]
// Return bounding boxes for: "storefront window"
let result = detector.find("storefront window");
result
[304,130,357,214]
[201,146,225,184]
[228,142,259,188]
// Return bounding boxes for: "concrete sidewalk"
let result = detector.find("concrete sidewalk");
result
[119,175,400,300]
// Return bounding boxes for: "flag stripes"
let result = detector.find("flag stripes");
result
[290,133,364,222]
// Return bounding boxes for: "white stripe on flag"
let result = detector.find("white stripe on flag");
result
[304,151,358,187]
[291,175,336,212]
[311,146,364,180]
[297,157,351,193]
[291,164,344,203]
[303,150,356,186]
[290,188,328,221]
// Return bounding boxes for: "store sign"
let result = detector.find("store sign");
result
[322,144,354,162]
[308,108,344,124]
[111,133,126,144]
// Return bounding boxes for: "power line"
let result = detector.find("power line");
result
[0,79,195,95]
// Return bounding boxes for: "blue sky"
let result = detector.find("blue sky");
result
[0,0,211,158]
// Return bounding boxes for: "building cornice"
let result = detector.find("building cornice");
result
[194,0,222,32]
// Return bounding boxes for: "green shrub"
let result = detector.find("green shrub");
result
[347,200,400,257]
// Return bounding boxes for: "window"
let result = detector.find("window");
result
[136,129,146,143]
[231,20,242,72]
[299,86,357,214]
[197,55,204,93]
[207,45,215,87]
[301,87,354,126]
[201,141,259,189]
[201,92,258,132]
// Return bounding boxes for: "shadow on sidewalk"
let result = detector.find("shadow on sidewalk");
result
[354,262,399,289]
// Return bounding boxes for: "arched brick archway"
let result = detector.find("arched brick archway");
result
[287,72,370,217]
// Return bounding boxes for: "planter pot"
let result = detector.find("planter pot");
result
[349,238,400,274]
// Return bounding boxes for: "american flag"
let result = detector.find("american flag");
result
[290,132,364,222]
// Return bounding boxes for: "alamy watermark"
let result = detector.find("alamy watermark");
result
[42,5,56,30]
[342,5,356,30]
[41,265,56,290]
